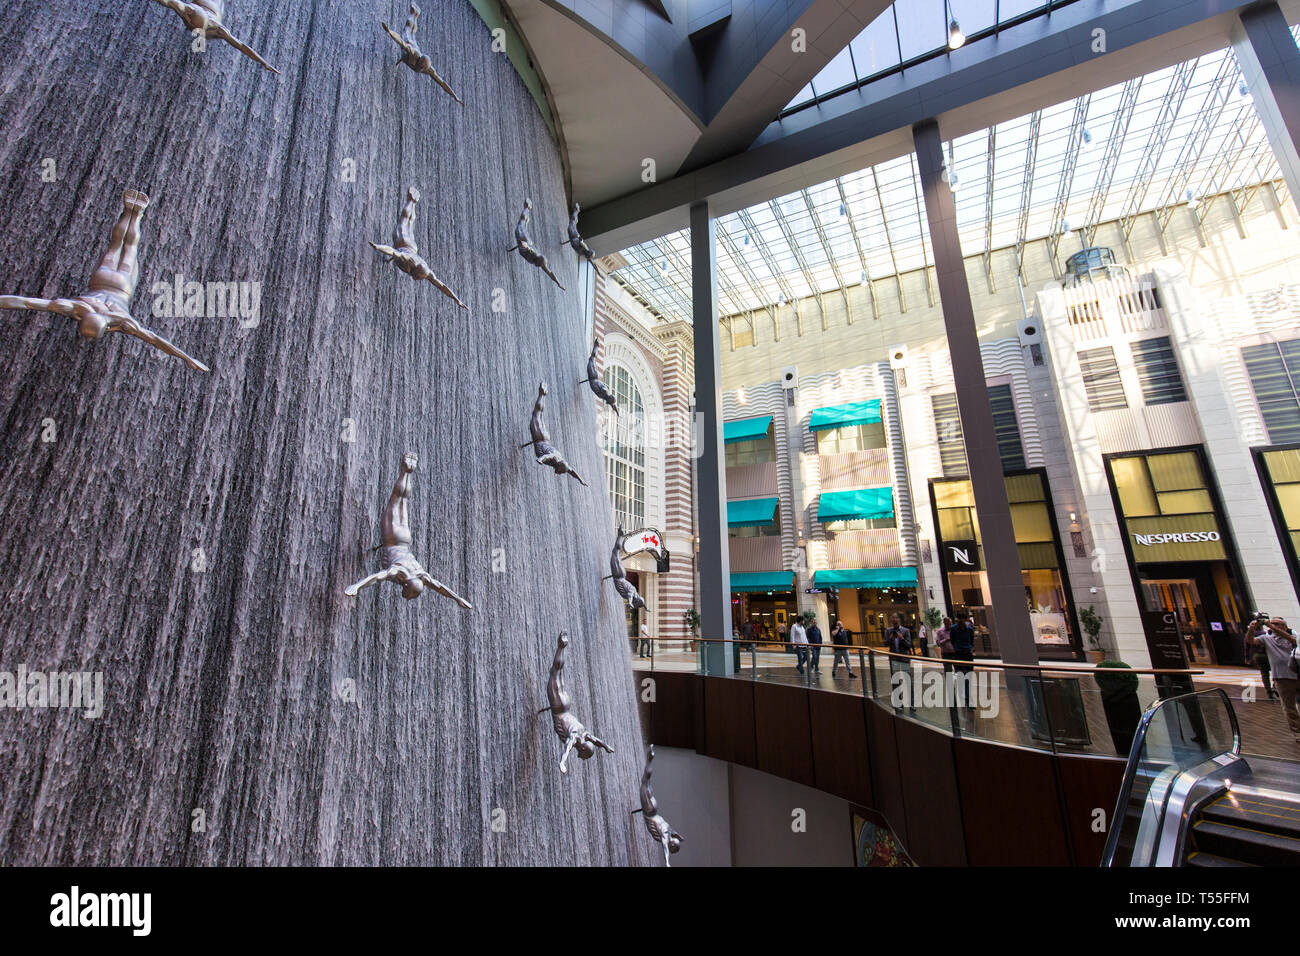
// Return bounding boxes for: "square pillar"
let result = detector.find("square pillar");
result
[913,120,1038,665]
[1233,2,1300,214]
[691,201,734,675]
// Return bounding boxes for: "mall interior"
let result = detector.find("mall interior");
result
[1,0,1300,869]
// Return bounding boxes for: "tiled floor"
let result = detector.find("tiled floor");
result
[635,645,1300,762]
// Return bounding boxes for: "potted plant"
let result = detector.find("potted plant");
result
[683,607,700,651]
[1079,605,1106,663]
[1093,660,1142,756]
[923,607,942,630]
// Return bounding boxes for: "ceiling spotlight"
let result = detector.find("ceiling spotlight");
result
[744,233,751,245]
[1082,128,1093,146]
[948,18,965,50]
[659,260,668,272]
[1238,79,1252,100]
[778,292,786,306]
[839,202,847,217]
[1185,189,1200,210]
[1062,218,1073,237]
[860,270,868,284]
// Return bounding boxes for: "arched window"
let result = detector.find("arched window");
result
[603,363,646,529]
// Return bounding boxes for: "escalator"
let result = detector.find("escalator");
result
[1184,761,1300,866]
[1103,689,1300,867]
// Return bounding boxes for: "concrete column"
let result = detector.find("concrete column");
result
[691,201,734,674]
[1233,1,1300,214]
[913,120,1038,665]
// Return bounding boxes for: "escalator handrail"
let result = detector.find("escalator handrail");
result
[1101,687,1240,867]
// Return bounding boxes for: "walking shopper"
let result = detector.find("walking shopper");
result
[885,613,914,711]
[807,618,824,673]
[830,620,856,678]
[949,609,977,708]
[790,617,809,674]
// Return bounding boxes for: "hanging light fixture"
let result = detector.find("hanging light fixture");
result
[1062,218,1073,238]
[948,17,965,49]
[839,202,847,217]
[1185,188,1200,210]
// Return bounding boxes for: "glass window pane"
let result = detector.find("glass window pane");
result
[1156,490,1214,515]
[1148,451,1204,492]
[1112,457,1158,517]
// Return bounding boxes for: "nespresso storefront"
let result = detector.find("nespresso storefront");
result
[1105,447,1249,666]
[929,469,1081,660]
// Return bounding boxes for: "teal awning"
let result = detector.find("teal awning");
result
[814,567,917,589]
[723,415,773,445]
[727,497,779,528]
[808,399,882,432]
[731,572,794,593]
[818,487,894,523]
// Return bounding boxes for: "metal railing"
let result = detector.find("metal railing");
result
[634,635,1205,759]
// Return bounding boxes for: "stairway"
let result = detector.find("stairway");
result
[1185,788,1300,866]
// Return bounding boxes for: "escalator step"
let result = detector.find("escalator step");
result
[1201,794,1300,840]
[1191,820,1300,866]
[1185,850,1256,867]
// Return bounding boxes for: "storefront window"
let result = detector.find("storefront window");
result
[1255,445,1300,600]
[1106,447,1247,666]
[725,434,776,467]
[816,421,885,455]
[929,469,1078,655]
[603,364,646,529]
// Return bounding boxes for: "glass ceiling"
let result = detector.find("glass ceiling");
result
[610,40,1291,323]
[784,0,1083,115]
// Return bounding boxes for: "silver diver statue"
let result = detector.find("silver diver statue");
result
[608,526,648,612]
[634,745,684,866]
[578,338,618,414]
[565,203,595,261]
[382,3,463,105]
[148,0,279,73]
[519,383,588,486]
[507,199,565,290]
[538,633,614,774]
[370,187,468,310]
[0,189,210,372]
[345,453,472,606]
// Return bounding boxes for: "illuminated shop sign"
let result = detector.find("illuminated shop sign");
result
[1132,530,1221,546]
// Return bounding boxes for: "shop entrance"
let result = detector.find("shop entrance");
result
[1137,562,1246,666]
[733,592,796,647]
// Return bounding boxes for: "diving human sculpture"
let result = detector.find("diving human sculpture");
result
[344,453,472,606]
[520,383,588,485]
[0,189,210,372]
[148,0,279,73]
[578,338,618,413]
[382,3,463,105]
[635,745,684,866]
[508,199,565,289]
[370,187,468,310]
[610,526,648,612]
[538,633,613,774]
[565,203,595,261]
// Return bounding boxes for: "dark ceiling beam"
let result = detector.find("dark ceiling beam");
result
[583,0,1300,252]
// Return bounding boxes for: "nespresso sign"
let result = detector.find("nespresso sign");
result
[1133,530,1221,546]
[1124,515,1227,563]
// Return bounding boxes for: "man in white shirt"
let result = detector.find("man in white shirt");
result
[789,618,809,674]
